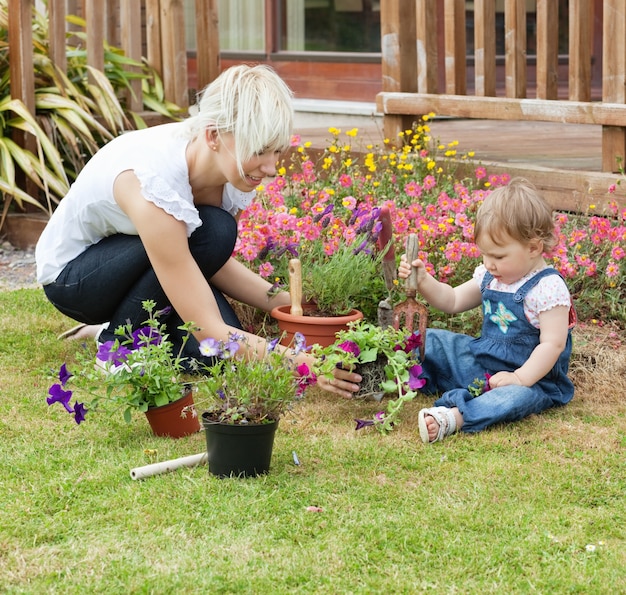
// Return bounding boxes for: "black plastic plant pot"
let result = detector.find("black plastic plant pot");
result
[201,413,279,478]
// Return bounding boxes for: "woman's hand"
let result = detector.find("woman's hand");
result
[317,366,362,399]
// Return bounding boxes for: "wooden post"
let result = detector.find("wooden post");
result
[160,0,189,109]
[504,0,527,98]
[536,0,558,99]
[8,0,37,203]
[195,0,220,92]
[380,0,417,142]
[569,0,593,102]
[474,0,496,97]
[602,0,626,172]
[120,0,143,112]
[48,0,67,74]
[443,0,466,95]
[85,0,105,76]
[145,0,163,79]
[416,0,438,94]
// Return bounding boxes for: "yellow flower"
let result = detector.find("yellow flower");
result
[256,184,264,192]
[427,160,436,170]
[328,127,340,135]
[304,141,312,148]
[344,158,353,167]
[468,151,475,157]
[589,204,596,210]
[289,207,297,214]
[329,145,339,154]
[278,166,286,176]
[346,128,358,137]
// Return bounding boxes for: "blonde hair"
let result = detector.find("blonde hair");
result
[474,178,557,252]
[181,64,294,175]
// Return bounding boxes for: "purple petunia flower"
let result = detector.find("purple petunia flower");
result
[131,326,162,349]
[338,340,360,358]
[58,363,73,386]
[96,341,131,366]
[354,418,375,430]
[403,332,422,354]
[47,383,74,413]
[73,402,88,424]
[408,364,426,390]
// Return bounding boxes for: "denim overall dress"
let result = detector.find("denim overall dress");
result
[421,267,575,432]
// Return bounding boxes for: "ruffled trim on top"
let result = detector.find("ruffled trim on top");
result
[135,167,201,236]
[221,183,256,216]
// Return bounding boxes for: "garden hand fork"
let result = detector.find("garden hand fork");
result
[393,233,428,360]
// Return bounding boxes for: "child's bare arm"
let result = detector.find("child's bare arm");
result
[488,305,570,388]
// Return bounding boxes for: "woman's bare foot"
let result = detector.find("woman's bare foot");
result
[58,323,105,341]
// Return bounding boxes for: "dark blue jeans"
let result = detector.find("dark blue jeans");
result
[44,205,242,362]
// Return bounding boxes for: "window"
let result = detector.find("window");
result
[279,0,381,53]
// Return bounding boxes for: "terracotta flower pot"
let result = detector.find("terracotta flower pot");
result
[144,390,201,438]
[270,304,363,348]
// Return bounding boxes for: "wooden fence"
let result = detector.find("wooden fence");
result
[377,0,626,210]
[9,0,220,119]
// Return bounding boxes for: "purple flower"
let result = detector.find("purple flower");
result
[47,383,74,413]
[222,340,241,359]
[155,306,172,317]
[408,364,426,390]
[293,332,307,355]
[131,326,162,349]
[96,341,131,366]
[267,338,280,353]
[73,402,88,424]
[403,332,422,354]
[338,340,360,358]
[354,418,375,430]
[199,337,221,357]
[58,363,73,386]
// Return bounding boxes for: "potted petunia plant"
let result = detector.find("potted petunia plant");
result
[46,300,201,438]
[192,331,316,477]
[311,320,426,434]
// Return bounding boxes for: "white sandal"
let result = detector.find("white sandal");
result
[418,406,457,444]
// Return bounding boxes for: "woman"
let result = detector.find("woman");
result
[36,64,360,397]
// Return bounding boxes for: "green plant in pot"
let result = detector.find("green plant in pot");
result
[311,320,426,434]
[46,300,200,438]
[270,230,387,346]
[194,332,316,478]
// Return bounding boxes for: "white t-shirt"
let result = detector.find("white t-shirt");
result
[36,123,255,284]
[473,264,572,328]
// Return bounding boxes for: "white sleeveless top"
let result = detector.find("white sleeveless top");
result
[35,122,254,284]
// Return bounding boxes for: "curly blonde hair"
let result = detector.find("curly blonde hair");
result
[474,177,557,253]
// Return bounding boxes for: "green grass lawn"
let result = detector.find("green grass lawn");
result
[1,289,625,594]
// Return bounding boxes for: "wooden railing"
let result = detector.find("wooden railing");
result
[377,0,626,177]
[9,0,220,118]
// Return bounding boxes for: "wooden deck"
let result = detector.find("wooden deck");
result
[295,116,625,214]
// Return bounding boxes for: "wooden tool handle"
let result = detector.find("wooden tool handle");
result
[288,258,303,316]
[405,234,419,296]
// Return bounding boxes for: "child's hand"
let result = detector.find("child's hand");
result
[488,370,524,388]
[398,253,427,283]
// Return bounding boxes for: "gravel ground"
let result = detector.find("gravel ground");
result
[0,240,38,291]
